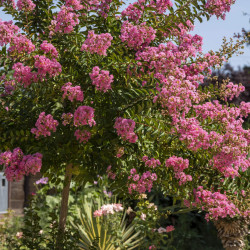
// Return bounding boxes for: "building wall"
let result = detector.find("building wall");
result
[8,173,42,214]
[9,178,25,214]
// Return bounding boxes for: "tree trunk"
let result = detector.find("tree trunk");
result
[214,217,249,250]
[56,163,73,249]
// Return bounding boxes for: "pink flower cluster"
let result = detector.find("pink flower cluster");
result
[96,0,112,18]
[135,42,197,75]
[93,203,123,217]
[8,35,35,56]
[35,177,48,185]
[128,168,157,194]
[156,77,200,121]
[40,40,58,58]
[240,101,250,118]
[0,0,16,8]
[0,20,19,46]
[74,129,91,143]
[142,155,161,168]
[175,115,249,178]
[106,165,116,180]
[148,0,173,14]
[65,0,84,10]
[165,156,192,185]
[194,186,241,220]
[190,102,249,178]
[64,0,112,17]
[74,106,96,127]
[89,66,114,92]
[0,148,42,181]
[12,63,37,88]
[223,82,245,101]
[155,225,175,233]
[17,0,36,12]
[3,80,16,95]
[121,1,144,22]
[121,0,172,22]
[120,21,156,50]
[53,6,79,34]
[176,118,210,151]
[194,100,250,125]
[81,31,113,56]
[205,0,236,19]
[149,245,157,250]
[31,112,59,138]
[34,55,62,78]
[61,82,84,102]
[61,113,73,126]
[114,117,138,143]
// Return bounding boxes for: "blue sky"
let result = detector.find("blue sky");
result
[1,0,250,68]
[191,0,250,69]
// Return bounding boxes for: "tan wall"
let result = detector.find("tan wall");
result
[8,173,42,214]
[9,178,24,214]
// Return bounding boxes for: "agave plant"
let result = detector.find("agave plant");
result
[71,195,144,249]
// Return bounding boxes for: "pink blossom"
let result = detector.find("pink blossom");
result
[53,6,79,34]
[205,0,236,19]
[12,63,37,88]
[31,112,59,138]
[121,1,144,22]
[89,66,114,92]
[165,156,192,185]
[74,129,91,143]
[40,40,58,58]
[194,186,241,220]
[106,165,116,180]
[20,153,42,175]
[0,20,19,46]
[8,35,35,56]
[17,0,36,12]
[121,0,172,22]
[120,21,156,50]
[128,169,157,194]
[74,106,96,127]
[93,203,123,217]
[0,148,42,181]
[3,80,16,95]
[81,30,113,56]
[166,225,175,232]
[149,245,157,250]
[36,177,48,185]
[114,117,138,143]
[65,0,84,10]
[165,156,189,173]
[0,0,16,8]
[143,156,161,168]
[34,55,62,78]
[223,82,245,101]
[61,82,84,102]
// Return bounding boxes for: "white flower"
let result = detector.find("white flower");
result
[158,227,167,233]
[126,207,133,215]
[140,213,146,220]
[16,232,23,238]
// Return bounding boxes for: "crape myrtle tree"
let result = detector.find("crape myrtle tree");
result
[0,0,249,248]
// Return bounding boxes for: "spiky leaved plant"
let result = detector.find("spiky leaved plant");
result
[71,195,144,249]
